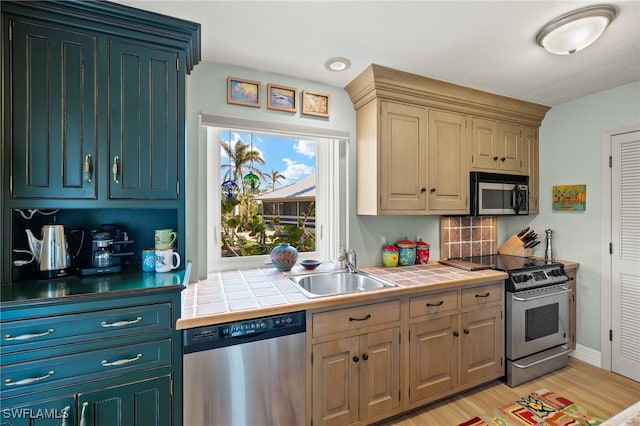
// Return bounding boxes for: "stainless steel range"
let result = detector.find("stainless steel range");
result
[457,254,571,387]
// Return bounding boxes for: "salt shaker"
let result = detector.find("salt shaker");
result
[544,229,554,261]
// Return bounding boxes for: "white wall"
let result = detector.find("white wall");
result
[504,81,640,352]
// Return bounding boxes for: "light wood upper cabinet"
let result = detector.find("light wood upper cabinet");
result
[471,118,526,174]
[345,64,550,216]
[378,101,428,212]
[354,100,468,215]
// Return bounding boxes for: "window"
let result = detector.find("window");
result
[203,116,347,272]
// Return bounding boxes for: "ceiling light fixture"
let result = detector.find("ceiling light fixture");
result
[325,57,351,72]
[535,4,616,55]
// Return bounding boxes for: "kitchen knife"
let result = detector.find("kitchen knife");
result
[517,227,530,239]
[525,240,541,249]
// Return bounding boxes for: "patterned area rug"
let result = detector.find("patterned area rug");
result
[458,388,605,426]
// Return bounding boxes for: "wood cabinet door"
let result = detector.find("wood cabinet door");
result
[427,109,468,213]
[77,375,172,426]
[470,117,498,171]
[459,306,503,386]
[108,40,179,200]
[409,315,458,403]
[359,327,400,419]
[379,101,428,212]
[523,125,539,213]
[9,19,97,199]
[497,122,524,173]
[312,337,359,426]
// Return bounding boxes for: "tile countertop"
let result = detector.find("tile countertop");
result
[177,262,508,330]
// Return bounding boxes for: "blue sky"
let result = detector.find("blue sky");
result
[220,130,316,190]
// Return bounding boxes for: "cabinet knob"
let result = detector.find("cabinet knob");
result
[453,331,459,337]
[430,188,436,193]
[362,353,369,361]
[464,329,470,334]
[352,355,360,363]
[501,157,506,162]
[420,187,427,193]
[493,156,499,161]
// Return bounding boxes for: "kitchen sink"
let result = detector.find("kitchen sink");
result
[287,270,396,298]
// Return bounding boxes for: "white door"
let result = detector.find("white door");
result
[611,130,640,381]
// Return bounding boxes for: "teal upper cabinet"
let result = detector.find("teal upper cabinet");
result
[9,19,98,199]
[108,40,179,199]
[3,0,201,203]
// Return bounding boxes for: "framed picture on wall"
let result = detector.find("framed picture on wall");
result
[552,184,586,211]
[267,83,298,112]
[227,77,261,107]
[301,90,330,117]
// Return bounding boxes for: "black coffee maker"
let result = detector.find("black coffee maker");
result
[79,224,135,275]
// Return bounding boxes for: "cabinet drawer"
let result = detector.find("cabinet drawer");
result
[461,282,503,308]
[312,300,400,338]
[409,290,458,318]
[1,303,172,354]
[1,338,172,396]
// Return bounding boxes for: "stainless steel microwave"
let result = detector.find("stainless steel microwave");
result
[470,172,529,216]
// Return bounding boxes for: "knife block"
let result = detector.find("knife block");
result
[498,234,532,257]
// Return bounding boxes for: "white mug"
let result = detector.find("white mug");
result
[155,249,180,273]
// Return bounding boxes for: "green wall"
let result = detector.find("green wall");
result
[186,61,640,354]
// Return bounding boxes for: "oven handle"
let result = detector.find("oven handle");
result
[512,346,571,369]
[511,287,570,302]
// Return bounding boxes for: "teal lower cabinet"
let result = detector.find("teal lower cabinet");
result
[0,283,183,426]
[0,395,75,426]
[78,375,172,426]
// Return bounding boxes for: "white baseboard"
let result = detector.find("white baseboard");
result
[570,344,602,367]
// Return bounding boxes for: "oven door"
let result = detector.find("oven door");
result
[506,284,570,360]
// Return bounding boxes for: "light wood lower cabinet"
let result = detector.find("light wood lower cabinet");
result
[310,300,401,426]
[308,282,505,425]
[408,282,504,407]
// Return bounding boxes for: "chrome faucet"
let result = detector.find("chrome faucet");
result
[337,247,357,272]
[345,249,357,273]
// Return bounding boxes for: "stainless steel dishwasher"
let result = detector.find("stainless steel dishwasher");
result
[183,311,306,426]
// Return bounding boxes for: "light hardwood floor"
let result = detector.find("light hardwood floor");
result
[379,358,640,425]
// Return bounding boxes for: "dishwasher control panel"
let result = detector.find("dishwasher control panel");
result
[183,311,306,353]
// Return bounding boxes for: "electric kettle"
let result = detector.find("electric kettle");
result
[25,224,82,278]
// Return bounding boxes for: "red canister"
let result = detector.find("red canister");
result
[415,240,430,264]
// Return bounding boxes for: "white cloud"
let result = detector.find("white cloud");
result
[294,140,316,158]
[281,158,314,184]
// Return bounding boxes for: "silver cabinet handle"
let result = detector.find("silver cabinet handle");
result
[80,402,89,426]
[4,370,55,386]
[4,328,54,341]
[101,353,142,367]
[61,406,71,426]
[84,154,93,183]
[100,316,142,328]
[112,155,120,184]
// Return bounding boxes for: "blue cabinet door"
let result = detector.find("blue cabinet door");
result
[108,40,179,200]
[0,395,74,426]
[9,19,98,199]
[77,375,172,426]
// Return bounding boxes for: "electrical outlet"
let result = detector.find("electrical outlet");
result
[379,233,388,246]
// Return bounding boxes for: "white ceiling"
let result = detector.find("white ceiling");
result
[112,0,640,106]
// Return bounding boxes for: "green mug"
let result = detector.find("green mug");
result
[155,229,177,249]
